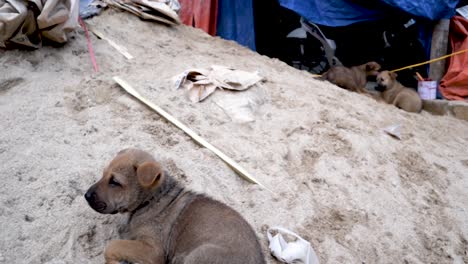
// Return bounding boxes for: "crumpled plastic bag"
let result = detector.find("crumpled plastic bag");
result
[267,227,320,264]
[0,0,78,48]
[173,65,263,102]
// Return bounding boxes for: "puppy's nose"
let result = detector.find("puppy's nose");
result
[84,190,96,202]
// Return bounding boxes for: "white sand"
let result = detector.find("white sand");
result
[1,10,467,264]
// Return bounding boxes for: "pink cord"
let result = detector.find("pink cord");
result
[79,17,99,72]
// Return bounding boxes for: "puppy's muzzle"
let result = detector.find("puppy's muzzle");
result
[85,188,107,213]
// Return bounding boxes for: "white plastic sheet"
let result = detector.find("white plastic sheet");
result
[267,227,320,264]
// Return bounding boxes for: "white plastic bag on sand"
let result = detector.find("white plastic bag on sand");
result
[267,227,320,264]
[173,65,263,102]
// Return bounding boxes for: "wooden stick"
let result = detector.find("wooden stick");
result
[88,25,134,60]
[415,72,424,81]
[113,76,268,189]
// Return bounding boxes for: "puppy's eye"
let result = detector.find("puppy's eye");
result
[109,175,122,187]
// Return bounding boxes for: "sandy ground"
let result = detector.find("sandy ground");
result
[1,10,468,264]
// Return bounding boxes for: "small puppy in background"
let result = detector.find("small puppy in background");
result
[376,71,422,113]
[85,149,266,264]
[321,61,381,93]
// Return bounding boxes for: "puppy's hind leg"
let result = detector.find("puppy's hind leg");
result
[392,94,405,110]
[179,244,230,264]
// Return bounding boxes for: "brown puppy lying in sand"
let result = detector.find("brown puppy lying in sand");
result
[85,149,265,264]
[321,61,381,93]
[376,71,422,113]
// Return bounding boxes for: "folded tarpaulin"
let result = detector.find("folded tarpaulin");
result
[216,0,255,50]
[179,0,217,35]
[278,0,459,27]
[0,0,78,48]
[439,16,468,101]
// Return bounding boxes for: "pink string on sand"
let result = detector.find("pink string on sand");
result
[79,17,99,72]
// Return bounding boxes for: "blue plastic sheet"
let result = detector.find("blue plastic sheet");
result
[381,0,458,20]
[79,0,103,19]
[278,0,384,27]
[279,0,459,27]
[216,0,256,50]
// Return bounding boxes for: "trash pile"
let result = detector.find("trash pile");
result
[105,0,180,25]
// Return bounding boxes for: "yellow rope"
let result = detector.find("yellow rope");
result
[390,48,468,72]
[310,48,468,77]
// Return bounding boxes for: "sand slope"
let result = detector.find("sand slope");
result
[1,10,467,264]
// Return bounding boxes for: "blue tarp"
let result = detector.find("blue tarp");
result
[216,0,256,51]
[279,0,459,27]
[381,0,458,20]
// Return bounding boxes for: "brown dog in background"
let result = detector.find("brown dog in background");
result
[85,149,266,264]
[321,61,381,93]
[376,71,422,113]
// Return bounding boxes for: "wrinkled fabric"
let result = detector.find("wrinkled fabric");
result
[439,16,468,101]
[39,0,78,43]
[0,0,78,48]
[278,0,458,27]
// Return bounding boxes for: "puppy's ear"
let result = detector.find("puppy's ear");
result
[136,161,164,189]
[390,72,398,79]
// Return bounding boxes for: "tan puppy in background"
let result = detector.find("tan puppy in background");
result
[85,149,265,264]
[376,71,422,113]
[321,61,381,93]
